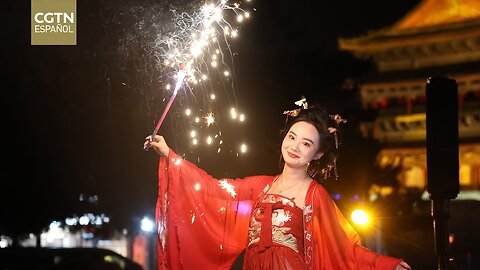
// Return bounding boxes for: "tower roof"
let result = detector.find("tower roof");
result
[394,0,480,30]
[339,0,480,52]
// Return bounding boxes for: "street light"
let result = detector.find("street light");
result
[140,217,154,233]
[351,209,370,226]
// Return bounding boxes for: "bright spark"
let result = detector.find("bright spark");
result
[219,179,237,198]
[150,1,253,157]
[204,113,215,126]
[154,0,252,88]
[240,143,247,153]
[230,108,237,119]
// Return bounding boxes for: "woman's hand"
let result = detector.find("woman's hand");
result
[395,261,411,270]
[144,135,169,157]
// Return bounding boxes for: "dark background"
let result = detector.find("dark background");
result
[2,0,421,238]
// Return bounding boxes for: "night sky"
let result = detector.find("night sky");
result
[2,0,421,236]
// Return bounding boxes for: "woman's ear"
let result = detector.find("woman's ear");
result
[313,151,324,161]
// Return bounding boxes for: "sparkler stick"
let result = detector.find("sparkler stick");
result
[145,69,186,151]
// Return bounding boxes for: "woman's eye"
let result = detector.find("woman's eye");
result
[289,134,295,140]
[302,142,311,147]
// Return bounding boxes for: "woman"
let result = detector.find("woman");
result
[144,104,411,270]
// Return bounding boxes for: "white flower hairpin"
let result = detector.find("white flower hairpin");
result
[283,97,308,117]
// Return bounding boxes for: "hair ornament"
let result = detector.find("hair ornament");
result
[283,108,302,117]
[283,97,308,117]
[327,114,347,150]
[330,114,347,124]
[319,160,339,182]
[327,127,337,134]
[294,97,308,109]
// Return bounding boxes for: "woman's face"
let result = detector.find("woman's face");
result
[281,121,324,169]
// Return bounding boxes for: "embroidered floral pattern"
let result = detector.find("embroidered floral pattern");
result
[303,205,313,222]
[272,209,292,226]
[248,194,300,253]
[272,227,299,252]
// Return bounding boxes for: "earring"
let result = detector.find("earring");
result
[307,161,318,179]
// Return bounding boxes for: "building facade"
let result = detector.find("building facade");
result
[339,0,480,197]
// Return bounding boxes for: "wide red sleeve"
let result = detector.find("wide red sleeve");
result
[156,149,272,270]
[306,183,403,270]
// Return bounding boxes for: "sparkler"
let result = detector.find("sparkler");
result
[145,68,186,151]
[145,0,252,152]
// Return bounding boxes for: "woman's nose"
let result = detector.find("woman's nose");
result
[291,141,300,151]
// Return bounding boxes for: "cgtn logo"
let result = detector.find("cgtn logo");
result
[34,12,74,33]
[31,0,77,45]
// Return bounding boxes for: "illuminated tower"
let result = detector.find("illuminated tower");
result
[339,0,480,198]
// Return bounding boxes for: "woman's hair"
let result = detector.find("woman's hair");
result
[279,103,343,182]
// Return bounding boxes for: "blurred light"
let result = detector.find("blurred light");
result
[240,144,247,153]
[88,195,98,203]
[166,84,171,90]
[79,216,89,225]
[449,233,455,244]
[195,183,201,191]
[239,114,245,122]
[190,130,197,138]
[185,109,191,116]
[46,221,65,243]
[82,232,94,239]
[230,108,237,119]
[65,217,78,226]
[195,117,200,123]
[207,136,213,144]
[0,236,12,248]
[210,94,216,100]
[141,217,154,233]
[94,216,103,225]
[352,194,359,201]
[333,193,341,200]
[49,221,61,230]
[351,209,369,226]
[369,193,379,202]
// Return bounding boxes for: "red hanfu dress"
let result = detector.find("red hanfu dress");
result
[156,150,403,270]
[244,193,308,269]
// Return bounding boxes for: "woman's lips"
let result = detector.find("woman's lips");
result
[287,152,299,159]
